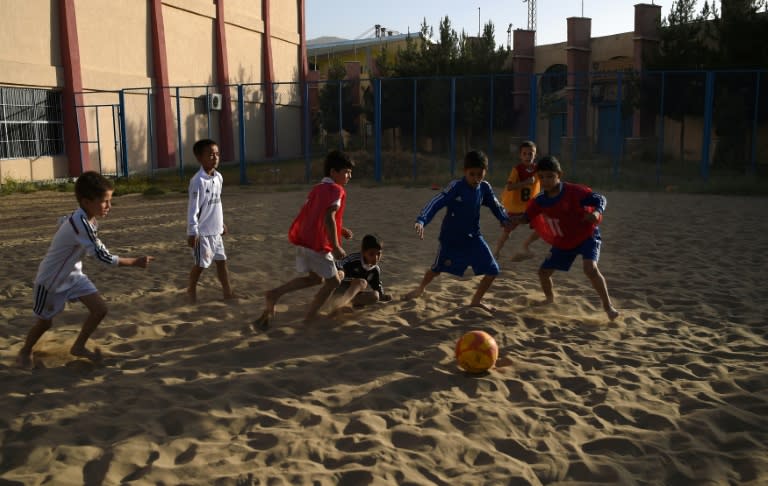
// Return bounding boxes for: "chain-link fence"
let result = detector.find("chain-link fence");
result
[75,69,767,190]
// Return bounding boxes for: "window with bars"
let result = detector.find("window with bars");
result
[0,86,65,159]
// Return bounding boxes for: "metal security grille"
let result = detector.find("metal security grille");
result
[0,87,64,159]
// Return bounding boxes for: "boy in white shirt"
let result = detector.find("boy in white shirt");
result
[16,171,154,368]
[187,138,235,303]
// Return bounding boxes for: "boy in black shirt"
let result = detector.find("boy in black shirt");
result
[331,234,391,311]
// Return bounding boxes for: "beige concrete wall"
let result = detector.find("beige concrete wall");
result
[0,0,302,182]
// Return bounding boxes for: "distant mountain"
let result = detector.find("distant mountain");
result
[307,36,348,46]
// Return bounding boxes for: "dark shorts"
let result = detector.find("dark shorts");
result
[431,237,500,277]
[541,235,601,272]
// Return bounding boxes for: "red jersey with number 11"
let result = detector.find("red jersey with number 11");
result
[525,182,606,250]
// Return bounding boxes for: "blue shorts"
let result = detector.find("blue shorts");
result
[541,235,601,271]
[431,237,500,277]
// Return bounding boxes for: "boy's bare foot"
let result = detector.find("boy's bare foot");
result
[401,289,424,301]
[70,346,103,363]
[252,310,272,331]
[469,302,496,312]
[223,292,239,301]
[187,288,197,304]
[509,250,535,262]
[605,306,620,321]
[16,350,33,369]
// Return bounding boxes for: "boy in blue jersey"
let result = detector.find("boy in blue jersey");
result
[403,150,513,311]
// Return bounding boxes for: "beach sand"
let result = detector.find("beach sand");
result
[1,184,767,485]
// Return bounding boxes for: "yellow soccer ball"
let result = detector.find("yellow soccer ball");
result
[455,330,499,373]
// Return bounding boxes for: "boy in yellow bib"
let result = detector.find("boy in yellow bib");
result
[494,140,540,260]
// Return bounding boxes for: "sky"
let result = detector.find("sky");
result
[306,1,680,47]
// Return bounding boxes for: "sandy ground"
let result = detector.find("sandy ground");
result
[1,183,767,485]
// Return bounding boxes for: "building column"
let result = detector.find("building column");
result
[149,0,177,169]
[563,16,592,159]
[512,29,536,140]
[262,0,275,157]
[632,3,661,138]
[58,0,91,175]
[214,0,235,161]
[298,0,309,155]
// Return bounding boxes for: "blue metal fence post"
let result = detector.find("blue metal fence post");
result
[613,71,623,180]
[412,78,418,181]
[701,71,715,181]
[118,89,129,177]
[450,77,456,177]
[303,80,312,183]
[237,84,247,184]
[656,71,666,185]
[338,81,344,151]
[374,78,382,182]
[94,107,102,174]
[529,73,538,141]
[175,87,184,180]
[272,82,278,156]
[146,88,154,176]
[750,71,761,175]
[488,75,495,173]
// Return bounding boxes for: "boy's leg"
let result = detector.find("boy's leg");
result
[402,270,439,300]
[16,318,53,368]
[331,279,368,311]
[214,260,236,299]
[304,274,342,322]
[523,232,539,253]
[493,228,511,258]
[583,260,619,321]
[71,293,108,362]
[469,274,497,311]
[538,268,555,303]
[253,273,323,329]
[187,266,204,303]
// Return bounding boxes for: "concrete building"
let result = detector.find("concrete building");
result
[0,0,306,183]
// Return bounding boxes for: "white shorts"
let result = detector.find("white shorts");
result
[33,274,98,320]
[192,234,227,268]
[295,246,338,279]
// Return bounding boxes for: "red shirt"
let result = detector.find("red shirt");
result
[525,182,604,250]
[288,178,346,252]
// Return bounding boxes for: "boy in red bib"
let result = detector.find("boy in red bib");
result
[253,150,355,329]
[514,155,619,321]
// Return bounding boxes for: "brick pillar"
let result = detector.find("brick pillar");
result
[59,0,91,175]
[563,16,592,160]
[214,0,235,161]
[512,29,536,139]
[149,0,177,169]
[262,0,275,157]
[632,3,661,138]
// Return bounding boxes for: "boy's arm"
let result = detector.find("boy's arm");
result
[324,205,345,259]
[117,256,154,268]
[581,191,607,223]
[187,178,202,246]
[371,267,390,301]
[415,181,454,232]
[482,183,510,224]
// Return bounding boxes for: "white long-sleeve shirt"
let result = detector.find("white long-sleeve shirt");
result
[34,207,119,292]
[187,168,224,236]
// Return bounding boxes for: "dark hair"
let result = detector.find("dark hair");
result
[193,138,218,156]
[463,149,488,170]
[324,150,355,176]
[75,171,114,202]
[519,140,537,152]
[361,234,383,251]
[536,155,563,174]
